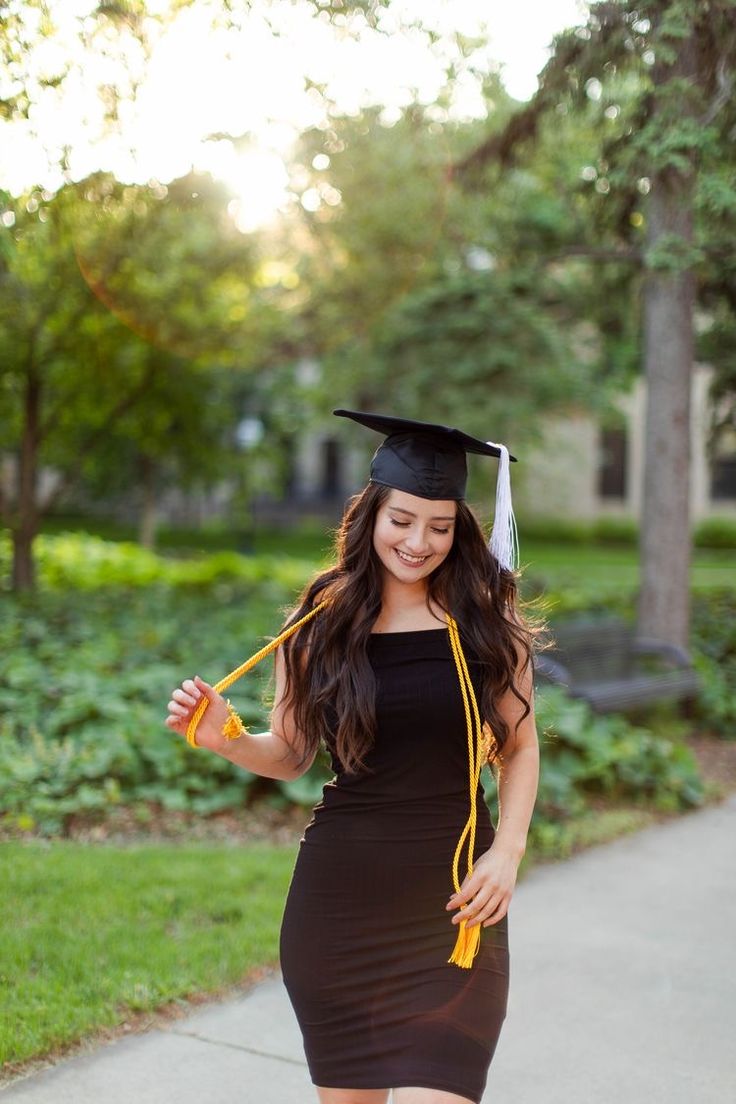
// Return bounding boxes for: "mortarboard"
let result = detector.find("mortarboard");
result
[333,409,520,573]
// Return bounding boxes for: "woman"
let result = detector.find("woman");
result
[165,410,540,1104]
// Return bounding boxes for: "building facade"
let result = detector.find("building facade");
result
[279,365,736,525]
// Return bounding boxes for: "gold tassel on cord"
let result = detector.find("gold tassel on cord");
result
[446,614,489,969]
[222,700,248,741]
[448,918,482,968]
[185,601,328,748]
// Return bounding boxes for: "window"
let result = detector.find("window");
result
[597,427,628,499]
[711,454,736,500]
[321,438,341,498]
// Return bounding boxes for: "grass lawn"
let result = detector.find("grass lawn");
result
[0,840,297,1071]
[521,541,735,596]
[0,797,691,1076]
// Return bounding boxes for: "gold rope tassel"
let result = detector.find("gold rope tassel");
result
[446,614,487,969]
[185,601,328,747]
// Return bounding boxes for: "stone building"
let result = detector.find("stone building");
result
[265,364,736,527]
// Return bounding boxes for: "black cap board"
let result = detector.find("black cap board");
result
[333,408,516,502]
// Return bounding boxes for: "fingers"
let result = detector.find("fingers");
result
[449,887,493,926]
[483,902,509,927]
[165,712,187,739]
[165,677,205,728]
[447,874,511,929]
[194,675,215,699]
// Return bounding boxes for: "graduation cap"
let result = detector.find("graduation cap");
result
[333,409,520,573]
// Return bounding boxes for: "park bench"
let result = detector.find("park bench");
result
[533,618,700,714]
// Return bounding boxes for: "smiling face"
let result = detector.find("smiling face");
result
[372,488,457,587]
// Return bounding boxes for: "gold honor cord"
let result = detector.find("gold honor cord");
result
[446,614,489,968]
[185,601,329,748]
[184,601,491,970]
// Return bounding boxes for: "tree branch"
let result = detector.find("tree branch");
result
[552,244,643,263]
[453,4,638,177]
[699,52,734,126]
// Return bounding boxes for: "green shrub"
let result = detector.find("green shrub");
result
[533,688,704,813]
[515,514,736,549]
[0,530,725,841]
[514,516,639,545]
[591,516,639,544]
[0,579,288,836]
[515,517,595,544]
[694,517,736,549]
[691,588,736,737]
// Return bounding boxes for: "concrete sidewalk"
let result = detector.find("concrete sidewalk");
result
[3,795,735,1103]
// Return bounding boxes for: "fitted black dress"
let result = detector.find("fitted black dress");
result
[279,628,510,1103]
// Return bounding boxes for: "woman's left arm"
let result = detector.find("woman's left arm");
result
[446,652,540,929]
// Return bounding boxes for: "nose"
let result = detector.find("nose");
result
[403,526,430,554]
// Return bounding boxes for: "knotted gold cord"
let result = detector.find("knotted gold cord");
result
[185,601,328,747]
[184,601,490,970]
[446,613,488,968]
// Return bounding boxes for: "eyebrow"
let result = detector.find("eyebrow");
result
[388,506,456,522]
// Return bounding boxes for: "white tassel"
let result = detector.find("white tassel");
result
[487,442,519,573]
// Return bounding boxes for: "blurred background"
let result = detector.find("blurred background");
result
[1,0,734,1080]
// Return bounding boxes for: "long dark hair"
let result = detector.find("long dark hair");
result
[279,482,537,774]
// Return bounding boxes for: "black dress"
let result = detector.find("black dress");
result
[279,628,509,1103]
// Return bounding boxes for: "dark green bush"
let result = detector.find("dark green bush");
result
[532,688,703,814]
[690,588,736,738]
[0,531,725,840]
[694,517,736,549]
[591,516,639,544]
[515,517,596,544]
[0,574,290,835]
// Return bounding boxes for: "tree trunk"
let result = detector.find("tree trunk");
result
[637,28,699,650]
[12,526,37,592]
[12,364,41,593]
[638,185,694,647]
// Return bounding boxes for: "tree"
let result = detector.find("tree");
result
[0,172,280,588]
[270,85,639,489]
[455,0,736,648]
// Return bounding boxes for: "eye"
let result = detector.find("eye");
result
[431,527,450,535]
[389,519,409,528]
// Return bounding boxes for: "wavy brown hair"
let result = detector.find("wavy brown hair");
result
[279,482,538,774]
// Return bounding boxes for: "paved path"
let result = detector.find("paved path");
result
[3,795,735,1103]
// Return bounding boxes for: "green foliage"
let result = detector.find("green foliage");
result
[518,516,736,550]
[518,516,641,546]
[2,531,726,841]
[0,550,308,835]
[0,528,314,592]
[284,96,639,445]
[372,266,591,440]
[694,517,736,550]
[644,233,705,273]
[531,586,735,738]
[0,168,303,587]
[691,589,736,738]
[531,687,704,819]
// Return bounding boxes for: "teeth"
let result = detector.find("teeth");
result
[396,549,427,565]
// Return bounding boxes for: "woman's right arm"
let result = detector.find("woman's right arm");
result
[164,648,317,782]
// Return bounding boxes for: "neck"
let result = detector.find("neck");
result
[379,572,429,616]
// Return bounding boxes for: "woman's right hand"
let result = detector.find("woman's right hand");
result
[164,675,231,753]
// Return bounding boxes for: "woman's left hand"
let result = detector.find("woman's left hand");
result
[445,844,520,928]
